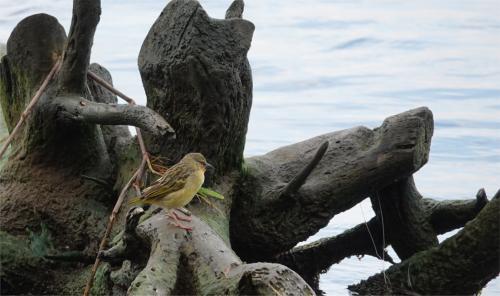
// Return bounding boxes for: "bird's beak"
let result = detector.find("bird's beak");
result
[206,162,215,171]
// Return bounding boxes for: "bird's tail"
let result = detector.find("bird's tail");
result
[128,196,143,206]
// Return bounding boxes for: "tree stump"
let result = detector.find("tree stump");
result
[0,0,496,295]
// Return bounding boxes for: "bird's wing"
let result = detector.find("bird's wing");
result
[141,163,193,202]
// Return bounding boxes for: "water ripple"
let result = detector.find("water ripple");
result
[330,37,381,50]
[375,88,500,100]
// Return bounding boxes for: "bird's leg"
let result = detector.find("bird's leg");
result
[173,209,192,222]
[166,209,193,231]
[177,207,192,217]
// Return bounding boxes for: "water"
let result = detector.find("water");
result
[1,0,499,294]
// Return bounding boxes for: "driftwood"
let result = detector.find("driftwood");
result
[275,188,489,290]
[231,107,434,261]
[100,208,315,295]
[0,2,172,294]
[139,0,254,176]
[0,0,497,295]
[349,190,499,295]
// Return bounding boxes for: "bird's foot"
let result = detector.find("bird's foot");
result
[168,220,193,231]
[167,210,193,231]
[173,210,192,222]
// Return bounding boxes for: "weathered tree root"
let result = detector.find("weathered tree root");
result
[372,180,491,260]
[0,231,45,294]
[275,187,489,292]
[231,107,434,261]
[371,176,439,260]
[99,207,147,263]
[57,0,100,94]
[52,94,173,137]
[275,217,390,293]
[3,0,498,294]
[348,189,499,295]
[139,0,255,175]
[421,188,489,234]
[83,155,148,296]
[87,63,132,163]
[0,1,173,294]
[101,211,316,295]
[0,4,172,164]
[0,58,61,158]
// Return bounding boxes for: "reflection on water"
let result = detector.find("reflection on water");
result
[0,0,498,294]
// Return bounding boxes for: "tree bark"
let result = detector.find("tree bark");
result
[231,107,434,261]
[139,0,254,177]
[275,188,488,292]
[87,63,133,171]
[58,0,100,94]
[51,94,173,137]
[0,10,112,256]
[100,208,315,295]
[371,176,438,260]
[349,190,500,295]
[0,1,171,294]
[372,180,490,261]
[1,0,497,295]
[421,188,488,234]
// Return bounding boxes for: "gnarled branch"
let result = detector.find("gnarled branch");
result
[52,95,174,137]
[348,190,499,295]
[276,187,489,291]
[371,176,438,260]
[372,178,491,261]
[102,211,316,295]
[422,188,488,234]
[58,0,101,93]
[99,207,146,263]
[280,141,329,198]
[231,107,434,261]
[275,217,392,293]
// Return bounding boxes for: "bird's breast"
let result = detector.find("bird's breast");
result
[164,169,204,208]
[184,169,205,195]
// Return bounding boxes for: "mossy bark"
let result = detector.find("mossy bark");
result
[0,2,163,294]
[0,231,44,294]
[1,0,497,295]
[139,0,254,178]
[349,192,500,295]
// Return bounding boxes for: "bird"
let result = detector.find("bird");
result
[129,152,213,230]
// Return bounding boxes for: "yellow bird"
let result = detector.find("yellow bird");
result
[129,152,212,230]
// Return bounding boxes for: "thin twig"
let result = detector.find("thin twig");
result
[83,156,147,296]
[87,70,161,178]
[359,203,381,259]
[0,58,62,159]
[375,193,390,287]
[136,128,162,176]
[83,71,158,296]
[87,70,135,104]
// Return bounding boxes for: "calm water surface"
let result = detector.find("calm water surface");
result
[1,0,498,294]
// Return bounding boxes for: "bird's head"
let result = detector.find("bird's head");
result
[183,153,214,172]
